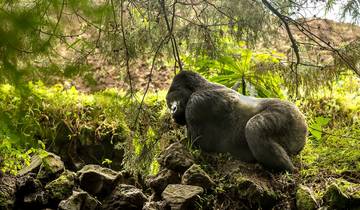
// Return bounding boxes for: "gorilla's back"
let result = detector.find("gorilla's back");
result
[185,86,260,161]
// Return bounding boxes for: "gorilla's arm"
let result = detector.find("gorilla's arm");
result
[186,89,234,124]
[185,89,260,158]
[185,90,233,149]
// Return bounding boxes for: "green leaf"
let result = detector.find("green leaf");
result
[315,116,331,126]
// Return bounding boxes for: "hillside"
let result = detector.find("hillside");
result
[68,18,360,92]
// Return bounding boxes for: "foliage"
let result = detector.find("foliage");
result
[2,0,358,91]
[298,74,360,177]
[0,82,171,175]
[308,116,331,141]
[184,39,286,98]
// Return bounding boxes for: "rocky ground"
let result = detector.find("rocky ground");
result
[1,141,359,210]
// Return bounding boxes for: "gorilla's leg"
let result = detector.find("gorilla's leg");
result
[245,113,295,172]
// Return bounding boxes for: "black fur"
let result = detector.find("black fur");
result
[166,71,307,172]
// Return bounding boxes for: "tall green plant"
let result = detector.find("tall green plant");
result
[184,40,286,98]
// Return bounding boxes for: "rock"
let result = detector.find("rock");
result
[37,153,65,181]
[181,164,215,189]
[116,170,138,186]
[76,164,120,196]
[142,201,169,210]
[296,185,318,210]
[45,170,76,201]
[16,173,42,195]
[23,190,49,208]
[18,155,42,176]
[234,176,277,208]
[157,142,194,173]
[102,184,147,210]
[162,184,204,210]
[58,190,101,210]
[15,173,48,209]
[147,169,181,196]
[0,174,16,210]
[323,179,360,209]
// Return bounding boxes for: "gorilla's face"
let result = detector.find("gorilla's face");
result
[166,88,192,126]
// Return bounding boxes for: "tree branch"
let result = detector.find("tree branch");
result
[159,0,183,72]
[111,0,134,95]
[261,0,301,96]
[289,18,360,77]
[133,34,171,127]
[120,0,134,96]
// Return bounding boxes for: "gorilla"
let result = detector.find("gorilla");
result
[166,71,307,172]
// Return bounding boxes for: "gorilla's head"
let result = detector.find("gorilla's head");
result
[166,71,208,125]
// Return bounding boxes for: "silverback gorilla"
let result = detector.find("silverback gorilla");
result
[166,71,307,172]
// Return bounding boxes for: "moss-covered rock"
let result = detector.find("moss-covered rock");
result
[101,184,147,210]
[157,142,194,173]
[142,201,168,210]
[58,190,100,210]
[15,173,47,208]
[37,153,65,181]
[162,184,204,210]
[296,185,318,210]
[147,168,181,196]
[0,174,16,210]
[234,175,278,207]
[76,164,120,197]
[181,164,215,189]
[18,155,42,176]
[323,179,360,209]
[45,170,76,201]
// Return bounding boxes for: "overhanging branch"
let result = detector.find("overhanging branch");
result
[261,0,300,69]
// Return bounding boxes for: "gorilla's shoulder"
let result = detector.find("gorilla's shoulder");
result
[188,88,226,105]
[187,87,260,112]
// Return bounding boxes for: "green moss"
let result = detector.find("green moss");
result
[296,185,318,210]
[298,82,360,178]
[234,175,277,206]
[45,170,76,201]
[322,179,360,209]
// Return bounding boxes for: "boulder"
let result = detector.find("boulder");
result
[296,185,318,210]
[181,164,215,189]
[147,169,181,196]
[157,142,194,173]
[45,170,76,201]
[18,155,42,176]
[323,179,360,209]
[234,176,277,208]
[142,201,169,210]
[76,164,120,196]
[16,173,42,195]
[15,173,48,209]
[162,184,203,210]
[23,190,49,208]
[37,153,65,181]
[0,174,16,210]
[101,184,147,210]
[58,190,100,210]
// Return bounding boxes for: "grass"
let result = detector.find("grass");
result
[0,81,169,174]
[0,75,359,184]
